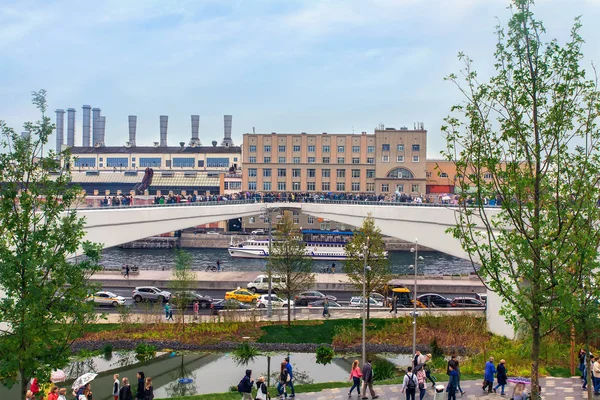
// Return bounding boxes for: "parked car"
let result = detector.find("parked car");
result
[294,291,337,306]
[450,297,485,308]
[225,288,261,303]
[210,299,252,315]
[256,294,287,308]
[369,292,391,305]
[170,291,212,308]
[475,293,487,304]
[206,231,220,235]
[417,293,453,308]
[247,275,287,293]
[349,296,383,307]
[87,291,126,307]
[132,287,172,303]
[251,229,265,235]
[308,300,342,308]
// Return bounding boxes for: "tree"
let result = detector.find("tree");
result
[0,90,102,396]
[169,249,196,330]
[267,215,315,327]
[442,1,600,398]
[344,216,391,321]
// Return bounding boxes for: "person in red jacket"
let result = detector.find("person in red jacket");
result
[48,386,59,400]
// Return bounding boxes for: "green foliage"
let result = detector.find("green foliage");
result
[315,345,334,365]
[268,214,315,327]
[430,337,443,360]
[102,343,113,359]
[231,342,261,365]
[135,343,157,361]
[372,358,397,381]
[169,249,197,329]
[0,90,103,395]
[343,216,391,321]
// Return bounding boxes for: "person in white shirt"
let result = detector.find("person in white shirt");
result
[402,366,419,400]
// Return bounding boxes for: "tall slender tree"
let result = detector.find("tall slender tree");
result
[0,90,102,396]
[267,214,315,327]
[442,1,600,397]
[344,216,391,321]
[169,249,196,330]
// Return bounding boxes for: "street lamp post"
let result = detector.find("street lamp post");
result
[362,237,370,366]
[260,206,281,318]
[410,239,424,357]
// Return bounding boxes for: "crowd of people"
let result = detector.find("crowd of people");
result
[100,195,135,207]
[237,356,295,400]
[578,349,600,394]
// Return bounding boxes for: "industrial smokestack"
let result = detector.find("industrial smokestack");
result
[222,114,233,146]
[128,116,137,147]
[82,105,91,147]
[191,115,200,145]
[159,115,168,147]
[55,109,65,153]
[66,108,76,147]
[92,108,101,146]
[98,116,106,146]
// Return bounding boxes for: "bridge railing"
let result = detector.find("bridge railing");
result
[77,199,259,211]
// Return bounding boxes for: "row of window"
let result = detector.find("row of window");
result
[74,157,236,169]
[248,144,420,153]
[248,168,376,178]
[246,181,420,193]
[248,156,376,164]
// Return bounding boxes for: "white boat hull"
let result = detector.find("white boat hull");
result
[228,247,348,261]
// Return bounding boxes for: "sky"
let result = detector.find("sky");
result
[1,0,600,157]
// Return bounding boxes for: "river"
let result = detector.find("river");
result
[100,247,474,275]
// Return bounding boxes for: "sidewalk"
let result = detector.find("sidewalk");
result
[295,377,587,399]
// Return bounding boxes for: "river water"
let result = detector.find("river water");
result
[100,247,474,275]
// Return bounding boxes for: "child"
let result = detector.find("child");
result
[255,376,268,400]
[58,388,68,400]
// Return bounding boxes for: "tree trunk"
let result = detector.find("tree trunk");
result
[20,369,26,400]
[367,300,371,322]
[531,325,541,400]
[585,333,593,400]
[287,295,291,328]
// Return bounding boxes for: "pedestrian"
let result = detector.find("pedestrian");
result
[413,363,427,400]
[255,376,268,400]
[193,300,199,321]
[331,263,335,274]
[217,260,221,272]
[124,265,130,278]
[424,353,437,387]
[482,357,496,393]
[593,356,600,395]
[348,359,362,396]
[401,366,418,400]
[493,359,507,395]
[238,369,254,400]
[285,357,295,397]
[113,374,120,400]
[48,386,59,400]
[277,363,289,399]
[136,372,145,400]
[144,377,154,400]
[361,359,378,399]
[78,388,91,400]
[58,388,68,400]
[413,351,426,368]
[323,300,330,319]
[30,378,40,398]
[119,378,133,400]
[511,382,528,400]
[579,349,586,380]
[453,356,466,395]
[447,364,459,400]
[389,296,396,314]
[165,302,174,321]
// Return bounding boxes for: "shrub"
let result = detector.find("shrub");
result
[315,345,335,365]
[102,343,113,360]
[232,342,261,365]
[430,337,444,360]
[372,358,396,381]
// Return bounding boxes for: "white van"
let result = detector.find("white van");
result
[247,275,287,293]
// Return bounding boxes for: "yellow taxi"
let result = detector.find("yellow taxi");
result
[225,288,261,303]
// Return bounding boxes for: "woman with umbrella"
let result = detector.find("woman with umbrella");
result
[71,373,96,400]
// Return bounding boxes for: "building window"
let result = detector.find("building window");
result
[263,182,271,191]
[278,145,286,152]
[367,145,375,153]
[293,215,299,224]
[139,158,161,167]
[74,157,96,167]
[387,168,414,179]
[322,169,331,178]
[337,157,345,164]
[412,156,420,162]
[292,182,301,191]
[382,144,390,151]
[107,157,128,168]
[207,157,230,167]
[397,155,404,162]
[441,172,449,178]
[412,144,420,151]
[308,145,315,152]
[396,184,404,192]
[336,169,345,178]
[131,157,136,161]
[367,157,375,164]
[336,182,345,191]
[263,156,271,163]
[307,169,316,177]
[132,163,136,168]
[382,155,389,162]
[381,184,389,192]
[249,145,256,152]
[234,157,238,162]
[352,182,360,191]
[248,182,256,191]
[292,169,301,177]
[426,172,432,178]
[307,216,315,224]
[484,173,492,179]
[367,169,375,178]
[277,182,286,191]
[249,156,256,163]
[337,145,345,153]
[293,157,300,164]
[248,168,257,177]
[293,145,301,152]
[307,182,315,191]
[263,169,272,177]
[320,222,329,230]
[263,216,270,224]
[249,216,256,224]
[264,145,271,152]
[278,157,286,163]
[352,145,360,153]
[308,157,315,163]
[277,168,286,177]
[412,184,420,193]
[198,160,204,167]
[322,157,330,164]
[173,157,195,168]
[165,159,171,167]
[351,169,360,178]
[322,145,330,153]
[99,157,103,162]
[366,183,375,192]
[397,144,404,151]
[352,157,360,164]
[225,181,242,190]
[99,163,103,167]
[322,182,330,191]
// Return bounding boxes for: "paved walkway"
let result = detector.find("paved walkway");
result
[293,377,588,399]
